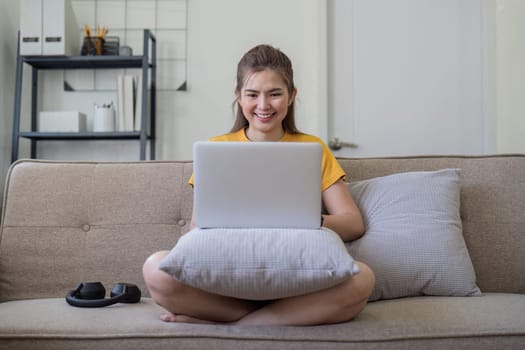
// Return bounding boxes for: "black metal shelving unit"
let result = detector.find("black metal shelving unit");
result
[11,29,156,162]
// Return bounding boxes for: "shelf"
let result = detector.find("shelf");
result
[18,131,149,140]
[20,55,150,69]
[12,29,156,162]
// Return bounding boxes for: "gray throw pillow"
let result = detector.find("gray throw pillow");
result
[159,227,360,300]
[346,168,481,301]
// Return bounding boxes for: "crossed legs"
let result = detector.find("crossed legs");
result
[142,250,375,326]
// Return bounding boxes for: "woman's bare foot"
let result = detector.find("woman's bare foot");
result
[160,312,217,324]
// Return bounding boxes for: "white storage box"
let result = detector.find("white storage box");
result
[39,111,87,132]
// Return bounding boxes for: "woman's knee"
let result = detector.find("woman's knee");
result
[355,262,375,299]
[142,251,175,293]
[339,262,375,307]
[143,251,167,277]
[333,263,374,322]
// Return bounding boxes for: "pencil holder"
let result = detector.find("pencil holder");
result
[93,103,115,132]
[81,37,105,56]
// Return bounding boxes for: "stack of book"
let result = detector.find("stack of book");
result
[116,74,144,132]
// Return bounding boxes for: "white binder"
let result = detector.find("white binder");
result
[19,0,43,55]
[19,0,80,56]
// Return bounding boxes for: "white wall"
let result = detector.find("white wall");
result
[496,0,525,153]
[24,0,323,161]
[157,0,324,160]
[0,0,18,208]
[3,0,524,169]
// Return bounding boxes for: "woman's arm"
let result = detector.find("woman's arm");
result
[189,212,196,231]
[321,179,365,241]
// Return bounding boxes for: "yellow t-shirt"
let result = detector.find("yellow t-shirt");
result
[189,129,346,191]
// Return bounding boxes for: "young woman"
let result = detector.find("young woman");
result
[143,45,375,326]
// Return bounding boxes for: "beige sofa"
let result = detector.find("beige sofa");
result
[1,156,524,349]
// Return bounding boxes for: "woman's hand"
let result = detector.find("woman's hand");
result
[321,179,365,241]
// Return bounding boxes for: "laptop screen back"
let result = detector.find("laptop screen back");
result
[193,141,322,229]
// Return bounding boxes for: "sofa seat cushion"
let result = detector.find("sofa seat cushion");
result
[0,294,524,350]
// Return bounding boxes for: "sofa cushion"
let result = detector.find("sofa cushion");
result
[159,227,360,300]
[0,160,194,301]
[346,168,481,301]
[1,294,524,350]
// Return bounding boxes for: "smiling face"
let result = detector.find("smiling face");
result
[237,69,296,141]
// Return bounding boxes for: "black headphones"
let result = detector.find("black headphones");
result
[65,282,141,308]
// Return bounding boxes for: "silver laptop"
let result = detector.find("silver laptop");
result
[193,141,322,229]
